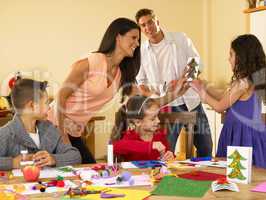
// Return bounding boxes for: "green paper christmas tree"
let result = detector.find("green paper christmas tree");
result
[228,149,247,180]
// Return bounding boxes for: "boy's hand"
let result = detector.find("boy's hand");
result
[152,142,166,154]
[12,154,34,168]
[161,151,174,161]
[12,155,22,169]
[33,151,56,167]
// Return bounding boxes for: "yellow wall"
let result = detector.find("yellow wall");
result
[206,0,248,86]
[0,0,204,95]
[0,0,249,158]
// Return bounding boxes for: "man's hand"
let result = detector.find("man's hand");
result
[33,151,56,168]
[138,85,156,97]
[166,77,190,97]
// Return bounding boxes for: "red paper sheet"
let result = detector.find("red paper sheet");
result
[179,171,225,181]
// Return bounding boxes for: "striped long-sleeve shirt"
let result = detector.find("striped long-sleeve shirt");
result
[0,115,81,170]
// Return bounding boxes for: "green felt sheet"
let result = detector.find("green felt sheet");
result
[151,176,212,198]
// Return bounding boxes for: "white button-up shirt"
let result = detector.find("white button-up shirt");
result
[136,32,201,111]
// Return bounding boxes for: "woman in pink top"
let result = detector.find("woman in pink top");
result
[47,18,141,163]
[48,18,189,164]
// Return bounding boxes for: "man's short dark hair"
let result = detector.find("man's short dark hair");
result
[135,8,155,23]
[11,78,48,110]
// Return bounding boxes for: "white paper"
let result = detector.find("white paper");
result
[12,166,76,178]
[121,162,138,169]
[211,180,239,192]
[176,159,227,168]
[91,174,152,188]
[1,180,76,195]
[226,146,252,184]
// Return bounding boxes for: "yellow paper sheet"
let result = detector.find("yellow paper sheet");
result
[63,187,150,200]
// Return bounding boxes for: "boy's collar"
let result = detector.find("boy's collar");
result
[11,115,40,150]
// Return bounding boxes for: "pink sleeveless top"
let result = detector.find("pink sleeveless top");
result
[47,53,121,137]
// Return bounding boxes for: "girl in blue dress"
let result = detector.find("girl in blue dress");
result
[191,34,266,168]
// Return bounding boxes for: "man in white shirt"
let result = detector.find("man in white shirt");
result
[135,8,212,157]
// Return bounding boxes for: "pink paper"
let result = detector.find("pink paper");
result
[251,182,266,193]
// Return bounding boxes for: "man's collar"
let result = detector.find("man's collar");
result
[144,30,175,49]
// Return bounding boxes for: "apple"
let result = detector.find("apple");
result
[22,165,40,182]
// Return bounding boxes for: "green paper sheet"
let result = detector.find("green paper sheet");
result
[151,176,212,198]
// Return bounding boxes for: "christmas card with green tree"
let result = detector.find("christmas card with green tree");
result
[226,146,252,184]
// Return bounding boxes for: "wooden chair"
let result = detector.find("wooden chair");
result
[158,112,197,158]
[0,110,13,127]
[82,116,106,157]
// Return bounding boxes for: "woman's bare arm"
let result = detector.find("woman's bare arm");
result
[57,58,89,143]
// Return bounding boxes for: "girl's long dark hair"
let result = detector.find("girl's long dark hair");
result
[231,34,266,102]
[110,95,157,141]
[97,18,141,97]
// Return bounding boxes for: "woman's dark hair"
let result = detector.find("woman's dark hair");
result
[231,34,266,102]
[110,95,158,141]
[97,17,141,97]
[11,78,48,110]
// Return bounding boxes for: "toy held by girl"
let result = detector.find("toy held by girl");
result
[111,95,174,161]
[190,34,266,168]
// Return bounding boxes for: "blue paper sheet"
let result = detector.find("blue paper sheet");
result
[131,160,166,168]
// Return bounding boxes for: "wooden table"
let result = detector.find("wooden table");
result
[2,165,266,199]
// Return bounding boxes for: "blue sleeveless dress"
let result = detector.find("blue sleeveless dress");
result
[216,92,266,168]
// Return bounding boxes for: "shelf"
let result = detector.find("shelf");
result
[244,6,266,13]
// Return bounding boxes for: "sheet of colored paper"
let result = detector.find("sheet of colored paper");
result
[131,160,166,168]
[91,174,152,187]
[61,188,150,200]
[151,176,211,198]
[179,171,226,181]
[176,159,227,168]
[251,182,266,193]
